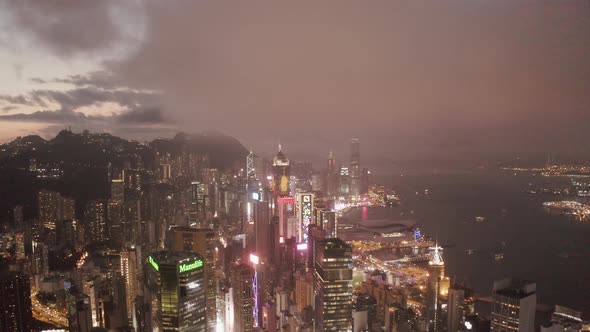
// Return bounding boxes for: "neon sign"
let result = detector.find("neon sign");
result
[179,259,203,273]
[149,256,159,271]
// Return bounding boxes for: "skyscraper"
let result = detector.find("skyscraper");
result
[85,200,107,243]
[111,178,125,203]
[121,248,139,322]
[272,145,290,197]
[447,286,466,332]
[349,138,360,198]
[167,227,217,331]
[491,279,536,332]
[145,251,206,331]
[314,238,353,331]
[0,271,32,332]
[427,244,445,332]
[232,263,255,332]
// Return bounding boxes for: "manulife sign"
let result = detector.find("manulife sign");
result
[179,259,203,273]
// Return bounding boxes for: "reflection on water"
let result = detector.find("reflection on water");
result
[365,170,590,314]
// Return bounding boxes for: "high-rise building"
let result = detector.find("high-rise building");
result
[295,193,314,243]
[339,167,350,195]
[314,238,353,331]
[0,271,32,332]
[167,226,217,331]
[232,263,255,332]
[145,251,206,331]
[491,279,536,332]
[349,138,361,198]
[541,305,583,332]
[38,189,75,230]
[427,244,445,332]
[85,200,107,243]
[121,248,138,322]
[272,145,290,197]
[111,178,125,203]
[326,150,338,197]
[15,233,25,260]
[447,286,466,332]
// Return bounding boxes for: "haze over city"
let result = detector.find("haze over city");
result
[0,1,589,165]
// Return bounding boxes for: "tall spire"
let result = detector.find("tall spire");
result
[278,143,282,152]
[329,149,334,159]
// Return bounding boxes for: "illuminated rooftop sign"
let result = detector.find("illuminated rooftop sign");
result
[149,256,159,272]
[250,253,259,265]
[179,259,203,273]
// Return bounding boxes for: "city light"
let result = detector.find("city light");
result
[250,253,259,265]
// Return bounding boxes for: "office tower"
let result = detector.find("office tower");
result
[427,244,445,332]
[13,205,24,229]
[107,200,124,245]
[254,199,272,264]
[349,138,361,198]
[295,193,314,243]
[541,305,583,332]
[190,181,210,226]
[56,219,76,246]
[448,286,465,332]
[85,200,107,243]
[167,226,217,331]
[314,207,337,238]
[272,145,290,197]
[360,168,370,195]
[67,293,93,332]
[145,251,206,331]
[232,263,255,332]
[111,178,125,203]
[15,233,25,260]
[121,249,138,321]
[0,271,32,332]
[326,150,338,197]
[277,196,295,240]
[38,189,75,230]
[340,167,350,195]
[314,238,353,331]
[491,279,536,332]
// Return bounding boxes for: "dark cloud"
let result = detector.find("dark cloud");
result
[117,107,167,124]
[3,1,590,163]
[30,77,47,84]
[0,109,95,123]
[1,0,123,56]
[53,71,126,90]
[0,86,160,114]
[0,107,169,126]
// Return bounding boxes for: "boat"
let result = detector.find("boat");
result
[475,216,486,223]
[494,253,504,261]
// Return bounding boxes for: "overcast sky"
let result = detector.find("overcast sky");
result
[0,0,588,165]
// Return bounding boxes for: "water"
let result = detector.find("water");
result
[362,170,590,315]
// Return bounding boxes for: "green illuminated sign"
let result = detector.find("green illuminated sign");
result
[179,259,203,273]
[149,256,159,271]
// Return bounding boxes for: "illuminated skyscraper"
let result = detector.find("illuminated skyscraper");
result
[491,279,536,332]
[232,263,255,332]
[314,238,353,331]
[145,251,206,331]
[427,244,445,332]
[0,271,32,332]
[272,145,290,197]
[167,227,217,331]
[295,193,314,243]
[121,248,139,321]
[349,138,361,198]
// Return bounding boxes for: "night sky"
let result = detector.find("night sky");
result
[0,1,588,165]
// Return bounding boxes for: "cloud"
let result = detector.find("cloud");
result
[0,107,169,125]
[1,0,127,56]
[2,1,590,162]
